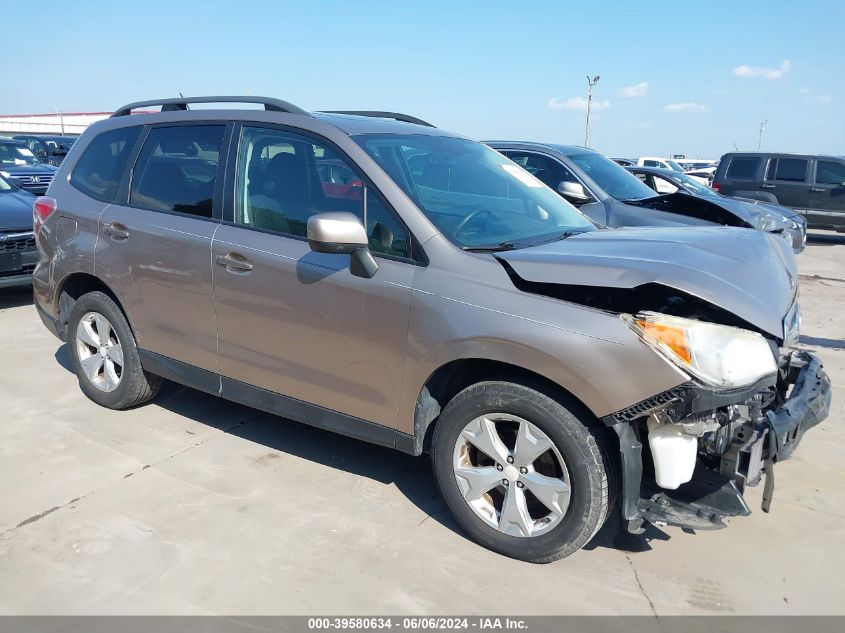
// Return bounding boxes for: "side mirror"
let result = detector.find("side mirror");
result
[557,181,591,204]
[307,212,378,278]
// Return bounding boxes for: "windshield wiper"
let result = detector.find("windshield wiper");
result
[531,229,588,246]
[462,241,523,252]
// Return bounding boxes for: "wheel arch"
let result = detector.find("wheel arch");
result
[410,357,600,457]
[55,272,133,341]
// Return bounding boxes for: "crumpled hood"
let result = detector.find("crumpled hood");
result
[497,226,797,339]
[707,195,795,228]
[0,189,36,230]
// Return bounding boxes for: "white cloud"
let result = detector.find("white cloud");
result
[817,95,832,104]
[617,82,649,98]
[664,102,708,114]
[732,59,791,79]
[548,96,610,112]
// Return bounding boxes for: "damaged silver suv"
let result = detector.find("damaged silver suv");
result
[33,97,831,562]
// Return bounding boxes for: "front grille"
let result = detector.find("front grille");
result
[12,173,54,186]
[605,387,688,425]
[0,233,36,253]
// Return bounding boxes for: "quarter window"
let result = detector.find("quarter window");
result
[725,157,760,180]
[129,125,225,218]
[70,126,142,202]
[815,161,845,186]
[235,126,410,258]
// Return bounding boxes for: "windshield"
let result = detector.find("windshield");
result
[674,172,719,197]
[666,160,684,172]
[0,143,40,166]
[355,134,594,248]
[568,152,657,201]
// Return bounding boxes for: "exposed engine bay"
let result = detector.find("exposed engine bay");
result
[607,350,830,533]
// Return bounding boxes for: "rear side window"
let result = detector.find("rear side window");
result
[766,158,808,182]
[725,157,760,180]
[70,126,142,202]
[815,161,845,186]
[129,125,225,218]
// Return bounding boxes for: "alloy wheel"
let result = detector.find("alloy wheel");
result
[452,413,571,537]
[75,311,124,392]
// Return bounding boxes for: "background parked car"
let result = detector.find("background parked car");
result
[0,139,58,195]
[684,165,717,185]
[713,152,845,231]
[611,157,637,166]
[486,142,803,248]
[0,174,37,288]
[628,165,806,252]
[674,158,717,171]
[13,134,77,167]
[636,156,685,171]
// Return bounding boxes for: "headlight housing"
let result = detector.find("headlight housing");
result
[623,312,777,389]
[756,212,781,233]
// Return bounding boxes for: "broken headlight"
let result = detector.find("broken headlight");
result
[623,312,777,389]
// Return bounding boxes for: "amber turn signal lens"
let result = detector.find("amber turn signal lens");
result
[635,319,692,365]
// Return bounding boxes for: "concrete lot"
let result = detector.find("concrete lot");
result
[0,233,842,615]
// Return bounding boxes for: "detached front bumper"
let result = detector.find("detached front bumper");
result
[612,350,831,533]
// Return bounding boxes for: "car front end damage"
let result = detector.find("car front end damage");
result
[605,340,831,534]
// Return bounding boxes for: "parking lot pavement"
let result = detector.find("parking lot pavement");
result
[0,234,843,616]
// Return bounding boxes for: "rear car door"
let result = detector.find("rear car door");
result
[211,124,416,430]
[763,157,811,212]
[809,159,845,229]
[95,123,229,375]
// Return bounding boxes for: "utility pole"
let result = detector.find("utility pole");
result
[757,119,768,151]
[584,75,600,147]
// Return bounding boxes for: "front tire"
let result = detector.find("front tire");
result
[68,291,162,409]
[432,381,613,563]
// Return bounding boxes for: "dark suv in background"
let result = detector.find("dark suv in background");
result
[713,152,845,231]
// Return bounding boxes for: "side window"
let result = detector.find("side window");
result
[644,159,660,168]
[816,161,845,186]
[726,157,760,180]
[505,152,577,189]
[773,158,808,182]
[129,125,225,218]
[70,126,142,202]
[235,126,410,258]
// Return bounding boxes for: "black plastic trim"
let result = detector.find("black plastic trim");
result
[318,111,435,128]
[137,349,418,455]
[138,350,221,396]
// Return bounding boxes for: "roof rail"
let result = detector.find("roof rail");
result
[111,96,310,118]
[318,110,435,128]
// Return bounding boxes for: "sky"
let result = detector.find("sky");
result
[4,0,843,158]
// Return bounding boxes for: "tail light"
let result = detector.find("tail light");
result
[711,181,721,192]
[33,196,57,234]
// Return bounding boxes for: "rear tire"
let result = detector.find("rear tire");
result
[68,291,162,409]
[432,381,613,563]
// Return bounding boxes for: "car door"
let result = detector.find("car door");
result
[211,124,416,430]
[809,159,845,228]
[96,123,229,376]
[762,157,811,211]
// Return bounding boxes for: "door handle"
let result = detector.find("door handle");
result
[810,187,825,193]
[103,222,129,240]
[216,253,254,272]
[760,184,776,189]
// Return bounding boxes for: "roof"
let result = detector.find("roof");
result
[721,151,843,161]
[312,112,447,136]
[484,141,598,156]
